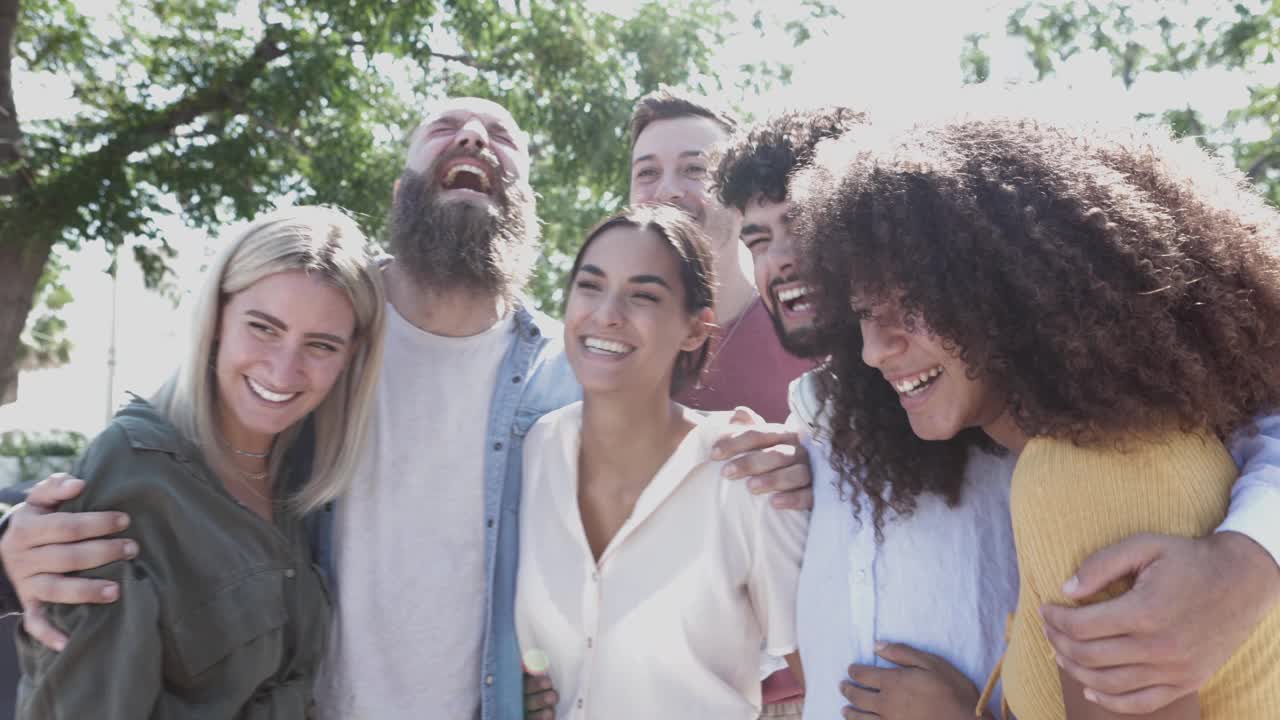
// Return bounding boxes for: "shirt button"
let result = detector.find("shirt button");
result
[576,699,584,709]
[485,675,494,686]
[487,517,495,528]
[493,441,503,451]
[284,569,296,579]
[512,375,522,383]
[586,637,593,648]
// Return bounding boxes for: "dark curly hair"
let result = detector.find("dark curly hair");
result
[716,106,868,211]
[567,204,716,396]
[791,116,1280,534]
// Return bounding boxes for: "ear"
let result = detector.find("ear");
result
[680,306,715,352]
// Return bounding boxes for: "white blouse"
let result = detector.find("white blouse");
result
[516,402,809,720]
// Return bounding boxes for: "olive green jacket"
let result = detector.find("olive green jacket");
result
[16,399,330,719]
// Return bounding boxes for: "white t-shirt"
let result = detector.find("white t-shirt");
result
[515,402,808,720]
[316,303,515,720]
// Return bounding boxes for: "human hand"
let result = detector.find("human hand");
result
[523,657,558,720]
[840,642,984,720]
[711,406,813,510]
[1042,531,1280,714]
[0,473,136,651]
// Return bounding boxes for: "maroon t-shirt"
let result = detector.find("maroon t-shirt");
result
[675,299,814,423]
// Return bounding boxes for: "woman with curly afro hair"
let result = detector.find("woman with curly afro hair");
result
[792,116,1280,720]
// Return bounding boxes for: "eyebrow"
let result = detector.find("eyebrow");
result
[245,310,348,346]
[740,223,771,238]
[578,264,673,289]
[631,150,708,167]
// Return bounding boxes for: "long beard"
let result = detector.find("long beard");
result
[387,162,539,300]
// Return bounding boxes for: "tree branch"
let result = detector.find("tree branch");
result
[9,24,292,230]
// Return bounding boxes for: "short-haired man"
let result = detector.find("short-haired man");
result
[0,96,816,720]
[716,107,1280,718]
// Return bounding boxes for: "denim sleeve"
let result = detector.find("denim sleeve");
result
[1222,413,1280,568]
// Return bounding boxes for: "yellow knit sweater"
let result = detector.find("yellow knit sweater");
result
[1002,431,1280,719]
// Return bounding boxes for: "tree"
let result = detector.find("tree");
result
[967,0,1280,206]
[0,0,835,403]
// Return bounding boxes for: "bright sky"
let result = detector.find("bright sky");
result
[0,0,1265,437]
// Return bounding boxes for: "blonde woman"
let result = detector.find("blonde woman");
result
[17,205,385,719]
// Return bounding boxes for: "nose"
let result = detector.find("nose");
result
[765,232,797,279]
[860,316,907,369]
[594,293,625,328]
[652,171,683,204]
[455,118,489,152]
[266,345,305,387]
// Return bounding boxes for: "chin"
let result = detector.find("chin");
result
[907,419,962,442]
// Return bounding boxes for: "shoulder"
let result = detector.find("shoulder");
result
[1016,431,1235,493]
[527,402,582,445]
[67,404,204,516]
[514,303,580,411]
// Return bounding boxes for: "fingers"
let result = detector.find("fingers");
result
[1041,586,1152,645]
[20,539,137,577]
[23,570,123,605]
[1079,683,1188,715]
[524,689,558,715]
[770,486,814,511]
[1042,617,1148,669]
[6,508,130,550]
[711,425,799,463]
[874,641,935,669]
[839,679,882,717]
[727,406,764,426]
[1055,651,1164,697]
[21,604,67,652]
[24,474,88,509]
[1063,533,1167,600]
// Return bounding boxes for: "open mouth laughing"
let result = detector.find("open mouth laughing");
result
[890,366,943,398]
[438,156,499,196]
[581,336,635,357]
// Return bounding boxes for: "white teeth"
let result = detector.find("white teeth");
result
[247,377,298,403]
[777,286,812,303]
[444,163,492,191]
[891,366,943,394]
[792,302,813,312]
[583,337,633,355]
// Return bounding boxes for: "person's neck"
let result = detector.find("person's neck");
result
[579,388,693,494]
[384,262,509,337]
[712,242,757,326]
[983,408,1028,454]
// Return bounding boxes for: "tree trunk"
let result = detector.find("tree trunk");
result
[0,0,31,405]
[0,234,52,405]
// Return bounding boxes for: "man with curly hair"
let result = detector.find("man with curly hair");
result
[717,107,1280,719]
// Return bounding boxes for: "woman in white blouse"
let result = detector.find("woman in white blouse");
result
[516,205,807,719]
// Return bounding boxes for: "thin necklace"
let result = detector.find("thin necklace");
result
[695,292,757,390]
[228,466,272,503]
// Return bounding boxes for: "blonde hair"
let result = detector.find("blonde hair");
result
[153,205,386,513]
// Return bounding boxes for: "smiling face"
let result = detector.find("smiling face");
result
[629,116,740,255]
[564,225,710,397]
[214,270,356,453]
[856,297,1008,442]
[741,194,821,358]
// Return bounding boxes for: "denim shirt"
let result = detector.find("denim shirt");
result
[306,301,579,720]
